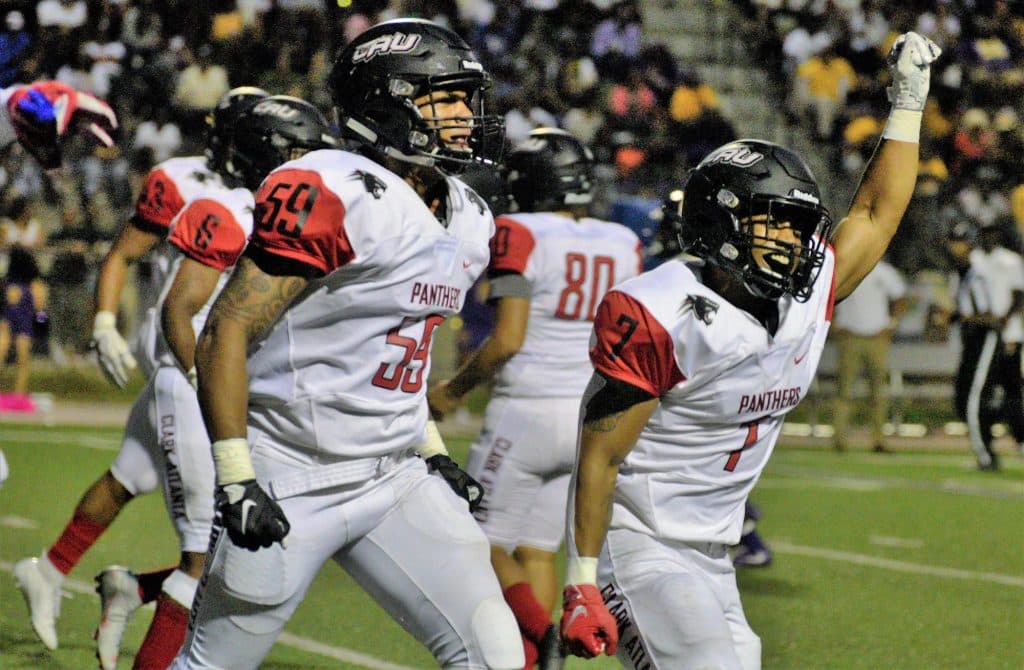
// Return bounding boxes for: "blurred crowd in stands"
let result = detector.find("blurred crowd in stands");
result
[0,0,1021,370]
[733,0,1024,272]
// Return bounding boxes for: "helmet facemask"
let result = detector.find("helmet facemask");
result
[341,72,503,175]
[678,181,832,302]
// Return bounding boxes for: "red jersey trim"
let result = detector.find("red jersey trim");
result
[251,169,353,275]
[167,199,247,272]
[824,241,837,322]
[134,168,185,231]
[590,290,685,397]
[489,216,536,275]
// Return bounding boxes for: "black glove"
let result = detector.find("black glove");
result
[426,454,484,512]
[215,479,291,551]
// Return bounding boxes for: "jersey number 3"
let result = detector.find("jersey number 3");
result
[555,253,616,321]
[372,315,444,393]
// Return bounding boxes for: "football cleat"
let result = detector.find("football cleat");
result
[14,556,62,650]
[733,546,773,568]
[94,566,143,670]
[537,624,566,670]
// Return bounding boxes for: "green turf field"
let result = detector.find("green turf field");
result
[1,423,1021,669]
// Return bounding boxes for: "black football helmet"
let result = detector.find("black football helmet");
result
[226,95,335,190]
[664,139,832,302]
[328,18,504,173]
[206,86,269,175]
[505,128,595,212]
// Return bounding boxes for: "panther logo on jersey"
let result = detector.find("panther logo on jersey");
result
[680,294,719,325]
[351,170,387,199]
[465,187,486,215]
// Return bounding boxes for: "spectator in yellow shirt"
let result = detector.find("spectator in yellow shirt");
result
[794,45,856,140]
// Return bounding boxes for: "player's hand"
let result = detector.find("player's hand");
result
[7,81,117,168]
[426,454,484,512]
[216,479,290,551]
[560,583,618,658]
[886,31,941,112]
[426,380,460,421]
[90,311,137,389]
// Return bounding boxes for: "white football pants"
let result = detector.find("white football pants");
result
[173,456,524,669]
[466,395,579,552]
[600,528,761,670]
[109,366,215,553]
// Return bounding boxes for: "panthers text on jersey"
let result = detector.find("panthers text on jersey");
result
[589,247,836,545]
[131,156,227,374]
[488,211,642,398]
[242,149,493,481]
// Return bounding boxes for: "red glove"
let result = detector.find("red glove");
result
[7,81,118,168]
[560,583,618,658]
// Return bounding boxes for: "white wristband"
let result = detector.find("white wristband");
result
[567,556,599,585]
[882,108,922,143]
[416,420,449,459]
[94,310,117,330]
[212,438,256,485]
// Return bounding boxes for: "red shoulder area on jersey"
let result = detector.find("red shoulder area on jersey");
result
[168,198,248,271]
[134,168,185,231]
[590,290,685,396]
[249,168,352,275]
[489,215,536,275]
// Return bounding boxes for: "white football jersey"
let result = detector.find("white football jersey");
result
[589,248,837,545]
[131,156,226,374]
[488,211,642,398]
[149,187,256,369]
[243,150,493,468]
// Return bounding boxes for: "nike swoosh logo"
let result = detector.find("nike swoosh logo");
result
[794,352,807,365]
[240,499,256,531]
[565,604,588,630]
[462,260,472,269]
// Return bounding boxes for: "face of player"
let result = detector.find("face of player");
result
[743,214,804,278]
[414,88,474,157]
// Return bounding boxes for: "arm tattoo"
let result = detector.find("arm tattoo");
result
[584,409,628,433]
[207,257,307,345]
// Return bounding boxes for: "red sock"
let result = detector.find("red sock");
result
[522,634,538,669]
[47,507,108,575]
[132,594,189,670]
[137,567,176,604]
[503,582,552,644]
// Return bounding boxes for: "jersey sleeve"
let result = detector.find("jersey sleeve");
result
[247,168,353,277]
[167,199,248,271]
[590,290,685,397]
[133,168,186,233]
[488,215,536,276]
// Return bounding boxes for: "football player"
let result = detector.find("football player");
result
[558,32,940,668]
[101,96,334,670]
[2,80,117,168]
[428,128,642,669]
[172,19,523,670]
[13,87,268,656]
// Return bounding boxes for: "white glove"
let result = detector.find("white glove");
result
[90,311,137,388]
[886,31,941,112]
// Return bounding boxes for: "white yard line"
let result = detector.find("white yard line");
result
[771,542,1024,587]
[0,561,425,670]
[0,428,119,451]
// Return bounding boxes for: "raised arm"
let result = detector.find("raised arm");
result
[833,32,941,301]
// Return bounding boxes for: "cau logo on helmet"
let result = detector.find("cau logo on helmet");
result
[707,147,764,168]
[352,33,422,63]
